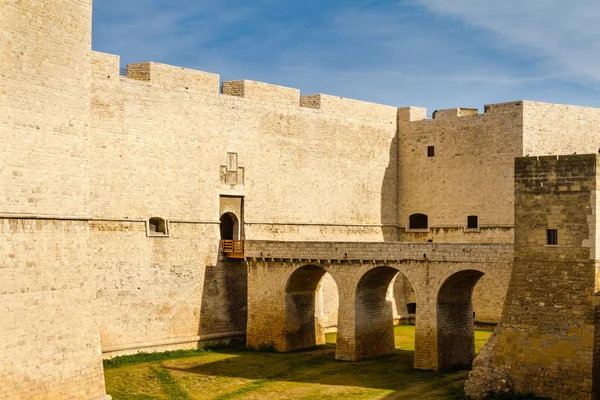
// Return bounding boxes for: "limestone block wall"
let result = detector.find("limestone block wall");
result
[91,53,399,239]
[523,101,600,156]
[126,62,220,94]
[0,220,106,399]
[244,240,513,262]
[397,103,524,243]
[199,259,248,337]
[0,1,109,398]
[89,221,225,356]
[88,52,401,355]
[222,80,300,104]
[397,101,600,245]
[1,0,92,217]
[468,154,600,399]
[391,274,416,318]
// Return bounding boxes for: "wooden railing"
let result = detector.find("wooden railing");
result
[220,240,244,259]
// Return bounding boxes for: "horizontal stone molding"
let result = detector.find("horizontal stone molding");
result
[101,330,246,354]
[245,221,398,227]
[0,213,90,221]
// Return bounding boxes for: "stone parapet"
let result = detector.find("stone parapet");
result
[245,240,513,263]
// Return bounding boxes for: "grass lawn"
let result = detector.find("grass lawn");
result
[104,326,492,400]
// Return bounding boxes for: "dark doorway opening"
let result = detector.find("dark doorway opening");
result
[220,213,239,240]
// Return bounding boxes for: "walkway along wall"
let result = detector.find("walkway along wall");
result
[466,154,600,399]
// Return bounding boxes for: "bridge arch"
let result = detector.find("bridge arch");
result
[436,269,484,369]
[354,266,417,360]
[284,264,338,351]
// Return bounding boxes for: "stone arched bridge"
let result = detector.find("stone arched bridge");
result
[243,241,512,370]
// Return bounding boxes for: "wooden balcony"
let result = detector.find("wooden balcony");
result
[220,240,245,259]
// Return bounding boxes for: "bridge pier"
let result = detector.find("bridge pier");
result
[414,295,438,370]
[353,266,398,360]
[246,259,288,351]
[334,289,356,361]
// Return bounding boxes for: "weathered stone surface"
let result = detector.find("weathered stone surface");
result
[466,155,600,399]
[464,330,514,399]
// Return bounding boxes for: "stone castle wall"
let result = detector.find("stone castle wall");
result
[523,101,600,156]
[90,52,401,355]
[397,102,600,245]
[398,104,524,243]
[91,53,399,238]
[0,220,107,399]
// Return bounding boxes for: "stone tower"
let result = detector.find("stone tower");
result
[466,154,600,399]
[0,1,108,398]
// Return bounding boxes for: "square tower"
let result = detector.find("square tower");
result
[467,154,600,399]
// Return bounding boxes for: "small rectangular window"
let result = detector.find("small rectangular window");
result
[427,146,435,157]
[547,229,558,245]
[148,217,168,236]
[467,215,478,229]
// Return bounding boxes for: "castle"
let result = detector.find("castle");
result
[3,1,600,399]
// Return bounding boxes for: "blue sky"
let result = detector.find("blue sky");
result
[92,0,600,112]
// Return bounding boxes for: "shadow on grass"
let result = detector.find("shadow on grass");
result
[164,346,467,395]
[158,344,547,400]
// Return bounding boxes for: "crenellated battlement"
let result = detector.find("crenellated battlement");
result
[92,51,120,79]
[300,93,398,120]
[222,80,300,105]
[428,101,524,121]
[91,51,400,119]
[126,62,220,94]
[432,108,479,119]
[397,106,427,124]
[90,51,531,125]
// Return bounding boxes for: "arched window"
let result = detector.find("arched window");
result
[409,213,428,230]
[148,217,168,236]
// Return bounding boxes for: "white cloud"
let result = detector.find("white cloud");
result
[92,0,600,111]
[412,0,600,84]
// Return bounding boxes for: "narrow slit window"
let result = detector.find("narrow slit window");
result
[427,146,435,157]
[547,229,558,245]
[467,215,478,229]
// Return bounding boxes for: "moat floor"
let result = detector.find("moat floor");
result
[104,326,491,400]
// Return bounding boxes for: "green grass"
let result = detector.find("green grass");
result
[104,349,211,370]
[152,366,193,400]
[324,325,492,354]
[104,326,542,400]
